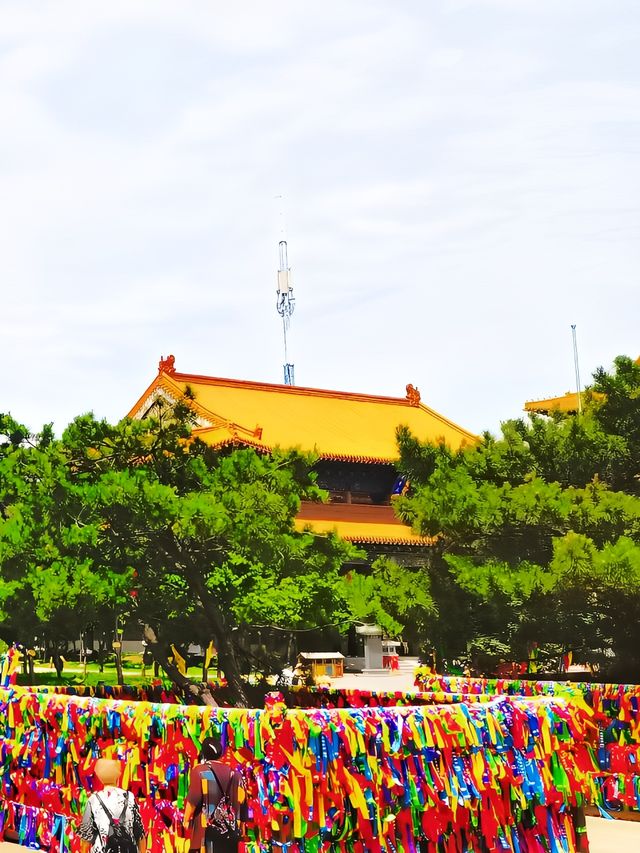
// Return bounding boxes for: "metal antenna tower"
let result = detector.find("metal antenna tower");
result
[276,206,295,385]
[571,324,583,414]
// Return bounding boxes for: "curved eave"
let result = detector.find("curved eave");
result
[339,534,437,546]
[311,453,397,465]
[294,518,437,547]
[196,435,269,453]
[128,374,232,431]
[201,434,397,464]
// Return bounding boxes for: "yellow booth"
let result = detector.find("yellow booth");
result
[299,652,345,680]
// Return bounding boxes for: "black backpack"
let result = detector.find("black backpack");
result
[204,766,239,843]
[95,792,138,853]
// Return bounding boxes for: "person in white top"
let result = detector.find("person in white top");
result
[78,758,146,853]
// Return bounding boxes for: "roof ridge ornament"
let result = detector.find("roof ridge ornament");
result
[158,354,176,376]
[405,383,421,406]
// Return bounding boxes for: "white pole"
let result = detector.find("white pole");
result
[571,325,583,414]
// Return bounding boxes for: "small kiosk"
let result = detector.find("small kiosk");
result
[356,624,388,675]
[299,652,344,680]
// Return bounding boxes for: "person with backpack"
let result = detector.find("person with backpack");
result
[78,758,146,853]
[184,735,244,853]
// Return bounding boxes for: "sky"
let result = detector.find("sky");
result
[1,0,639,437]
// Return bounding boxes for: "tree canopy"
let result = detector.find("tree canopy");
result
[2,355,637,692]
[394,355,640,677]
[0,401,358,704]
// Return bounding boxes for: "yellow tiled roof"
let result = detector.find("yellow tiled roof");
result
[524,392,582,415]
[294,516,436,546]
[524,390,606,415]
[128,360,477,463]
[295,501,435,546]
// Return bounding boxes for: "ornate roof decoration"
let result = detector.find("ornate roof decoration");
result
[158,354,176,376]
[405,384,421,406]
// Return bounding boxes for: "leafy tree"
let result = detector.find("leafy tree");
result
[341,556,434,638]
[394,357,640,677]
[0,415,129,677]
[591,355,640,493]
[0,401,356,705]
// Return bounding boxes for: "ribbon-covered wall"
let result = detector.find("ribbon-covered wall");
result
[415,673,640,813]
[0,685,594,852]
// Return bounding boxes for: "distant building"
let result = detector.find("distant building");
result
[524,355,638,416]
[524,390,589,416]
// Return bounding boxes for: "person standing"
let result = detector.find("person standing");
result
[184,736,243,853]
[77,758,146,853]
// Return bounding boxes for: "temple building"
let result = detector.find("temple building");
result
[524,355,639,416]
[128,356,476,561]
[524,390,589,416]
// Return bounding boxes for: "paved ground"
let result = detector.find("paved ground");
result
[329,669,418,691]
[584,815,640,851]
[0,817,637,851]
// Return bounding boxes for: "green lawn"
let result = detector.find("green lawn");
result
[16,657,180,688]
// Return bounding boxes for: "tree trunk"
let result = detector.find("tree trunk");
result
[216,633,249,708]
[114,645,125,686]
[186,573,249,707]
[142,624,218,707]
[53,649,64,678]
[27,650,35,681]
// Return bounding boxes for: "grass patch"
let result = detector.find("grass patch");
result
[14,658,189,688]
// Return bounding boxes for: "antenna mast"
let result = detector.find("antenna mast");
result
[571,324,583,414]
[276,204,295,385]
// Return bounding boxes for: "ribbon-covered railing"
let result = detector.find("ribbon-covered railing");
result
[0,646,22,687]
[20,683,500,709]
[0,685,594,852]
[415,673,640,812]
[20,682,206,704]
[286,686,497,708]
